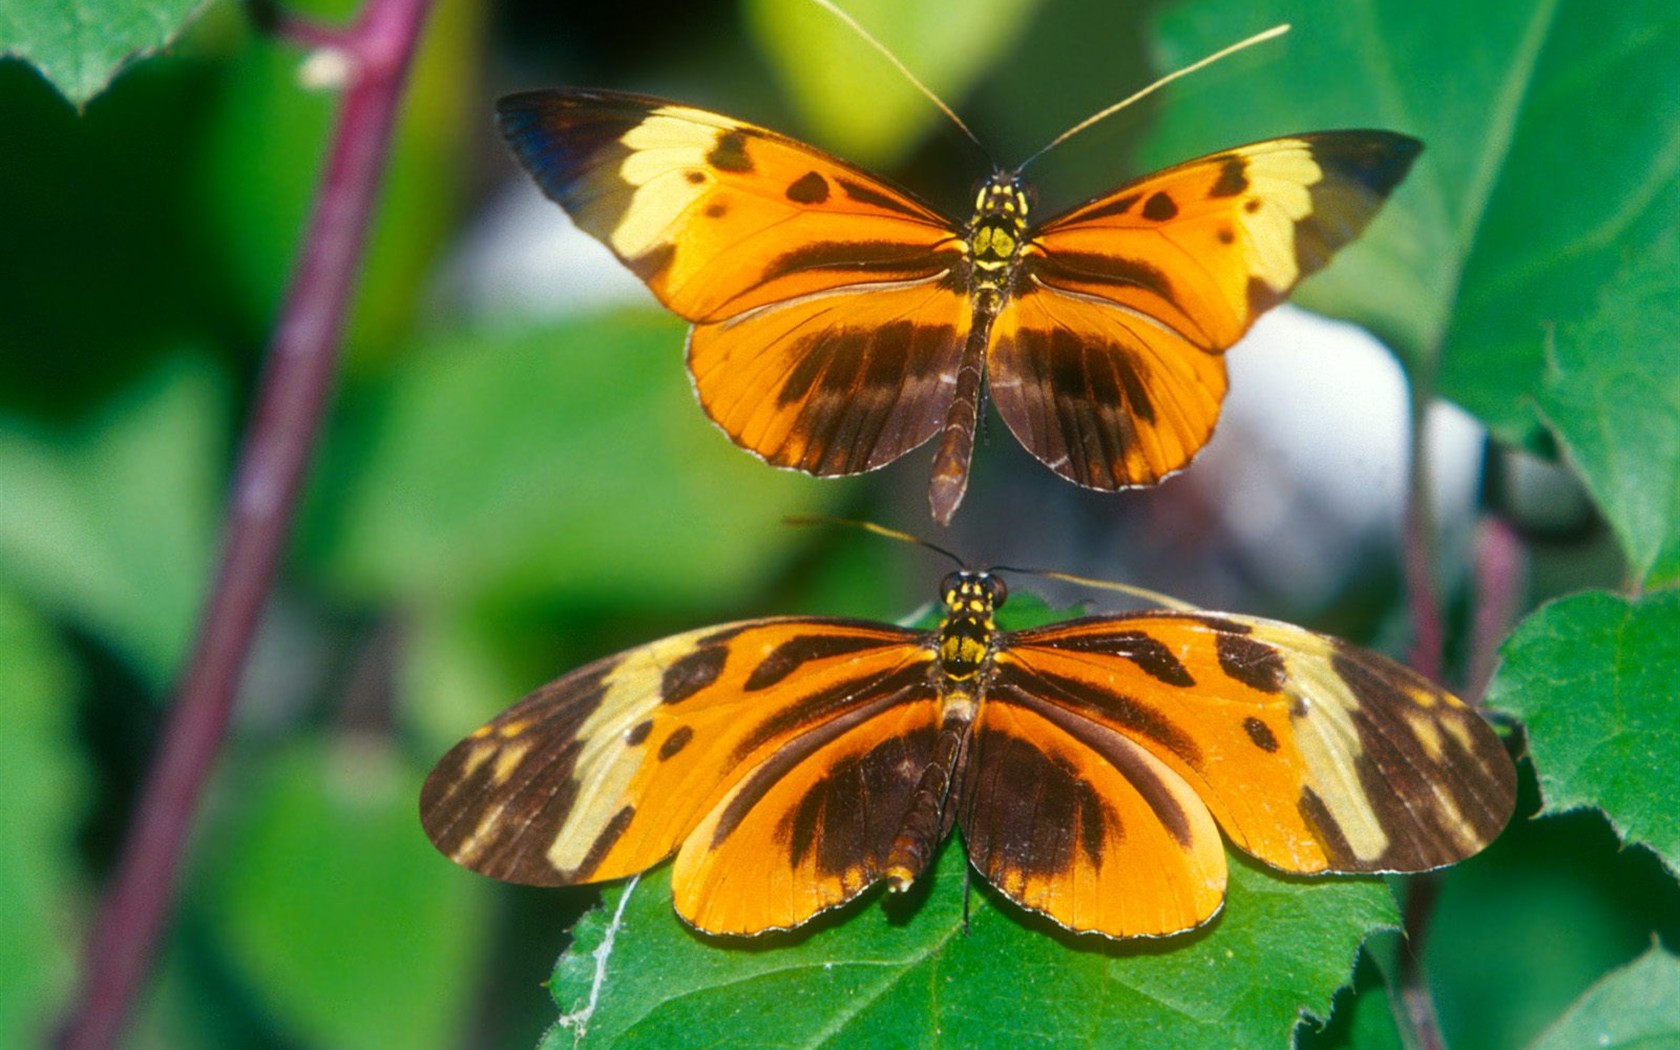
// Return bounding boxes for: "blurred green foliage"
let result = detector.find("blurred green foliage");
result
[2,0,1678,1047]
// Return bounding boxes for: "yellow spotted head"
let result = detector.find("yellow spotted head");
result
[936,570,1007,680]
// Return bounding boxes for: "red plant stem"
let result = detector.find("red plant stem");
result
[1393,395,1445,1050]
[1467,516,1524,701]
[54,1,433,1046]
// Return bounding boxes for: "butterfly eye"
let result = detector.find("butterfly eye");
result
[985,574,1008,608]
[940,571,965,600]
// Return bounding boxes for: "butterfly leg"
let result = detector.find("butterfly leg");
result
[927,323,992,525]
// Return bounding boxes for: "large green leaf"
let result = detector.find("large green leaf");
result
[744,0,1043,167]
[0,591,83,1047]
[0,0,208,106]
[0,357,220,686]
[1484,589,1680,873]
[1529,946,1680,1050]
[317,313,838,608]
[1535,227,1680,588]
[543,850,1393,1049]
[1148,0,1680,454]
[200,737,491,1050]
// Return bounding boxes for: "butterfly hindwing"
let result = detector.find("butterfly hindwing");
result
[991,132,1422,489]
[675,693,944,934]
[687,277,972,475]
[998,611,1517,876]
[419,618,934,907]
[959,693,1227,938]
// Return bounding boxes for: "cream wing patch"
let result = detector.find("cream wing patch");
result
[609,108,726,258]
[1237,140,1322,292]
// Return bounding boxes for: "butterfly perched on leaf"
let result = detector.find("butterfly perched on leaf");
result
[420,567,1515,939]
[496,67,1419,524]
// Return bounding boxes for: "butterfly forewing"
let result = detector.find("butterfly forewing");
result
[998,611,1517,875]
[497,90,961,324]
[991,132,1422,490]
[419,618,932,893]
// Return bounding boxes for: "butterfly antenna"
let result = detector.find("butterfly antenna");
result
[1014,23,1290,173]
[809,0,986,153]
[783,515,966,568]
[989,566,1201,613]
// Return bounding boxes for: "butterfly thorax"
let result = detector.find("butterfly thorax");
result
[935,571,1006,681]
[966,175,1030,309]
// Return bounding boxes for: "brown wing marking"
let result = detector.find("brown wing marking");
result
[497,89,963,323]
[958,693,1226,938]
[1001,613,1516,875]
[986,281,1228,489]
[688,276,970,476]
[673,688,943,935]
[419,619,931,889]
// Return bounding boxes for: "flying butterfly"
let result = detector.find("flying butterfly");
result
[496,21,1421,524]
[420,560,1516,938]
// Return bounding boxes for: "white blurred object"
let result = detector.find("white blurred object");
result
[1186,305,1484,609]
[434,177,656,325]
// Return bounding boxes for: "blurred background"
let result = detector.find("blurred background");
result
[2,0,1674,1047]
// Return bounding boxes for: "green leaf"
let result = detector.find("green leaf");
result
[1535,227,1680,588]
[1529,946,1680,1050]
[0,357,220,686]
[1484,589,1680,873]
[1146,0,1680,450]
[744,0,1042,166]
[544,850,1393,1049]
[200,736,492,1050]
[317,313,839,608]
[0,0,209,106]
[0,591,83,1047]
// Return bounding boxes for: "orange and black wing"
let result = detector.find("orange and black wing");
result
[966,611,1514,937]
[420,617,943,935]
[988,132,1421,489]
[498,89,972,476]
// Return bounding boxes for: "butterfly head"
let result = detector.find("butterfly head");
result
[937,570,1006,680]
[967,173,1032,299]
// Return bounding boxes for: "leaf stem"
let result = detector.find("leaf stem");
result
[1467,516,1524,700]
[53,0,434,1046]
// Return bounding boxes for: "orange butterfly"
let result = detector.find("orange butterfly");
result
[420,567,1514,938]
[497,76,1418,524]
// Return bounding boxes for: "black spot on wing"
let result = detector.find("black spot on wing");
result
[1209,155,1249,198]
[787,171,831,204]
[658,724,695,760]
[626,720,652,746]
[661,644,728,704]
[705,201,728,218]
[1142,192,1178,221]
[707,130,753,172]
[1243,716,1280,752]
[1216,633,1288,693]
